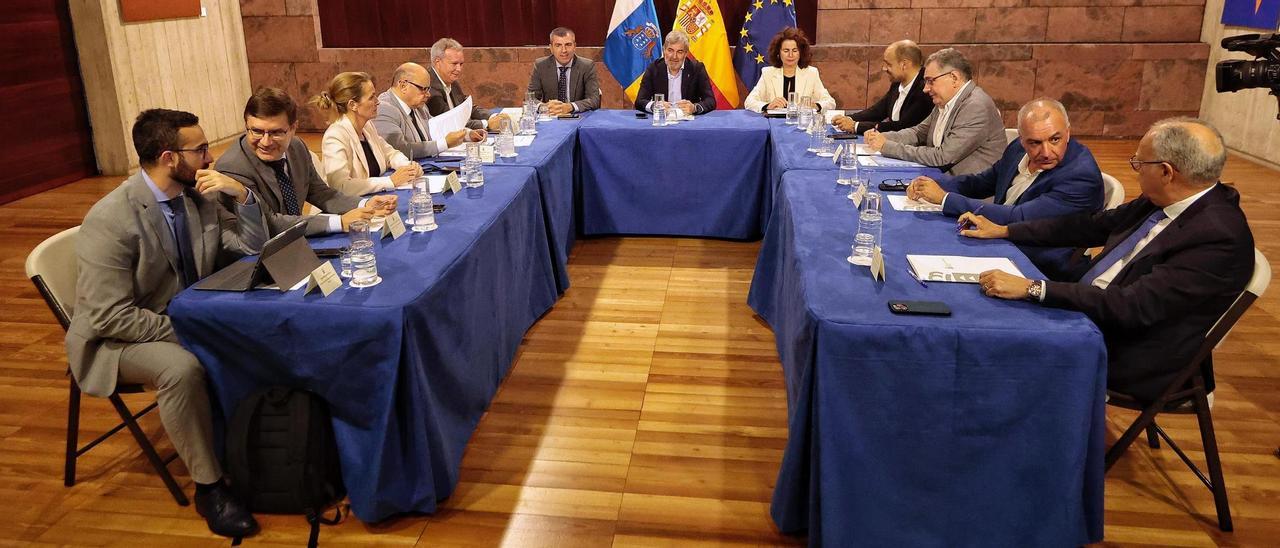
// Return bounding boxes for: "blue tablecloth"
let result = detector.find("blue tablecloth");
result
[577,109,771,238]
[748,169,1107,546]
[169,166,560,522]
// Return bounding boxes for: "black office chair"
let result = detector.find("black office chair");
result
[25,226,189,506]
[1104,248,1270,532]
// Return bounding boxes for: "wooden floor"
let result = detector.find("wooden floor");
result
[1,138,1278,546]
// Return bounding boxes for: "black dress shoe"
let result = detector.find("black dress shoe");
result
[194,483,260,538]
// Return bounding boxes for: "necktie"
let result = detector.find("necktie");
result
[266,159,300,215]
[1079,209,1168,286]
[409,109,426,141]
[167,196,198,288]
[557,66,569,104]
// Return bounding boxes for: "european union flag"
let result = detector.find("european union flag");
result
[1222,0,1280,30]
[733,0,797,92]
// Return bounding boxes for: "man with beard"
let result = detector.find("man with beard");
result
[905,98,1104,279]
[832,40,931,135]
[67,109,266,538]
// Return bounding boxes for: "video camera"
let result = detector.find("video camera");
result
[1216,33,1280,119]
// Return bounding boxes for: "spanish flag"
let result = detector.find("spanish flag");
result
[674,0,741,109]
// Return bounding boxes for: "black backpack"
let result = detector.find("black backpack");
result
[227,387,347,546]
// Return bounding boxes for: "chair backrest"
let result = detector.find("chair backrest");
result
[1004,128,1018,145]
[24,226,80,329]
[1206,248,1271,351]
[1101,172,1125,210]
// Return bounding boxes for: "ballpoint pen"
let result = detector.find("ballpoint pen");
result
[907,260,928,288]
[957,203,985,232]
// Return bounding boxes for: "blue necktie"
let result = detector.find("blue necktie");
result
[1079,209,1168,286]
[167,196,198,288]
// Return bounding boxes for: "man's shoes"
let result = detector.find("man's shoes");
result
[194,482,259,538]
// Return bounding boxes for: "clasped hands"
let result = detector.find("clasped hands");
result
[656,100,696,116]
[340,194,399,231]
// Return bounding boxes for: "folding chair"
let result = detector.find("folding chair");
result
[25,226,189,506]
[1104,248,1270,532]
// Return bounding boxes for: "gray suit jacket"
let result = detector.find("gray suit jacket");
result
[879,82,1006,176]
[373,89,445,159]
[527,54,601,112]
[66,172,268,397]
[425,66,492,130]
[217,135,360,236]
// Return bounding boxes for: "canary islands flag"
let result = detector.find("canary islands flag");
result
[675,0,741,109]
[605,0,663,103]
[1221,0,1280,30]
[734,1,797,91]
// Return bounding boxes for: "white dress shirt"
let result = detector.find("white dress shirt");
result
[392,92,449,155]
[932,80,973,146]
[1002,154,1043,206]
[645,63,685,113]
[891,72,917,122]
[1089,184,1217,290]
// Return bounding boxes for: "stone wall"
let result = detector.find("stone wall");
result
[242,0,1209,136]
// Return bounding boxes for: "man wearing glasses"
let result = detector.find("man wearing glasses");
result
[70,109,267,538]
[217,87,396,236]
[864,48,1006,176]
[956,118,1254,403]
[374,62,484,159]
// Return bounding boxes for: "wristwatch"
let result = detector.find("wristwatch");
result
[1026,280,1045,301]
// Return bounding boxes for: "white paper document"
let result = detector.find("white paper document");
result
[905,255,1025,284]
[766,108,788,116]
[855,144,880,156]
[427,96,473,141]
[886,195,943,212]
[500,107,524,120]
[858,155,924,168]
[438,135,495,157]
[395,174,449,193]
[514,135,534,147]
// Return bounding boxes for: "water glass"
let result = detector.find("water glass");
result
[348,219,372,247]
[348,241,380,288]
[463,142,484,187]
[537,102,553,122]
[652,93,667,127]
[339,246,353,278]
[368,214,386,234]
[807,116,825,152]
[410,179,437,232]
[497,125,517,158]
[849,193,883,266]
[837,147,859,186]
[784,91,799,125]
[520,113,537,135]
[816,132,836,157]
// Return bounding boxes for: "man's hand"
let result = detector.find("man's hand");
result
[467,129,485,142]
[340,206,375,231]
[195,169,249,204]
[956,213,1009,239]
[487,114,511,131]
[765,97,788,111]
[832,115,856,133]
[367,195,398,215]
[978,270,1032,300]
[907,176,946,204]
[547,100,573,116]
[864,129,886,152]
[675,100,696,115]
[444,129,469,149]
[389,164,422,187]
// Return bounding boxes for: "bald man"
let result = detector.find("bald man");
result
[958,117,1254,403]
[833,40,931,135]
[373,62,484,160]
[907,98,1104,279]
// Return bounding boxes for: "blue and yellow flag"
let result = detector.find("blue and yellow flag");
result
[733,0,797,92]
[1221,0,1280,30]
[605,0,664,102]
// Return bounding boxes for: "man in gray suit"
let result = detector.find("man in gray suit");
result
[374,62,484,160]
[865,48,1006,176]
[218,87,395,236]
[67,109,265,538]
[425,38,508,130]
[527,27,601,115]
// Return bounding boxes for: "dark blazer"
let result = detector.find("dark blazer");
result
[1007,184,1255,402]
[846,68,931,134]
[527,54,601,112]
[216,135,360,236]
[425,66,492,130]
[940,137,1104,280]
[634,58,716,114]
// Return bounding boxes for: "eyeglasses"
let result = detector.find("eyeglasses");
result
[1128,155,1167,172]
[401,80,429,93]
[922,71,956,87]
[246,128,290,141]
[172,145,210,156]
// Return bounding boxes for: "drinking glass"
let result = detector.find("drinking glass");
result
[348,240,380,288]
[849,193,883,266]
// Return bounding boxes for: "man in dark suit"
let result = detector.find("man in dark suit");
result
[528,27,601,115]
[906,99,1104,279]
[425,37,507,130]
[833,40,931,135]
[634,30,716,116]
[959,118,1254,403]
[217,87,395,236]
[69,109,266,538]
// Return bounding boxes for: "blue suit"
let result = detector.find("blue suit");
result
[940,138,1104,280]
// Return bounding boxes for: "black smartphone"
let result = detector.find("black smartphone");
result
[879,180,910,192]
[559,114,581,119]
[887,300,952,316]
[635,112,648,119]
[433,203,446,213]
[313,247,343,258]
[829,133,859,140]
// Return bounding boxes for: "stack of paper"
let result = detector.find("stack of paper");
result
[858,156,925,168]
[427,96,473,139]
[905,255,1024,283]
[886,195,942,212]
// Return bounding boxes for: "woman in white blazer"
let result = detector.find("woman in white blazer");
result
[744,27,836,113]
[309,71,422,196]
